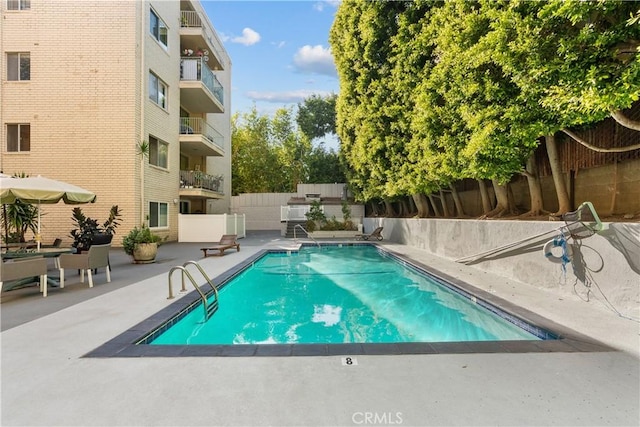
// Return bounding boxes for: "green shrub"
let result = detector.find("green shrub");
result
[122,224,162,256]
[305,220,317,232]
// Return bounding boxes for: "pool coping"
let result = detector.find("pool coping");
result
[84,243,613,358]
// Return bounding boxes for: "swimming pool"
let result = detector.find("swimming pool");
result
[87,243,609,358]
[151,245,542,345]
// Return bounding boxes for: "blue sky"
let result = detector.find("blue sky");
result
[202,0,340,120]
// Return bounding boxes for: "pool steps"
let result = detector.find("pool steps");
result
[167,261,219,321]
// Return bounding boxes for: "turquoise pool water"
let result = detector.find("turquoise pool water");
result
[151,245,540,345]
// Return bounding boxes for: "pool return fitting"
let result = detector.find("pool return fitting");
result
[168,260,219,321]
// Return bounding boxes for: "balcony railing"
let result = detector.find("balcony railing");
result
[180,57,224,105]
[180,117,224,151]
[281,205,317,221]
[180,10,225,69]
[180,170,224,194]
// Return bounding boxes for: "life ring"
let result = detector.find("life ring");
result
[543,237,572,264]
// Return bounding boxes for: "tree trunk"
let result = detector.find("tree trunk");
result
[610,110,640,131]
[477,179,493,214]
[383,199,396,217]
[545,134,571,215]
[520,154,547,217]
[412,193,430,218]
[406,195,418,217]
[428,194,441,217]
[609,159,618,216]
[368,201,379,217]
[398,198,410,217]
[439,190,451,217]
[449,184,466,217]
[562,128,640,152]
[486,180,513,217]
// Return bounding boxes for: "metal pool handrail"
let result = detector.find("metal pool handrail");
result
[167,260,220,320]
[293,224,321,248]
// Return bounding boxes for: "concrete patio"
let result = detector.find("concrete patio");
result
[1,231,638,426]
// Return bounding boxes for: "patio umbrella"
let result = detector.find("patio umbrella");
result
[0,175,97,250]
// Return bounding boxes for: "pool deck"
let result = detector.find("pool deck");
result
[2,231,639,426]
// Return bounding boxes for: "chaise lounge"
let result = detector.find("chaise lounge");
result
[355,226,384,241]
[201,234,240,257]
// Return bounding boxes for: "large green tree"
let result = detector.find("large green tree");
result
[232,102,347,195]
[330,0,639,218]
[231,107,284,195]
[296,94,337,140]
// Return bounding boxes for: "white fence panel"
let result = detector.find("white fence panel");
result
[178,214,245,242]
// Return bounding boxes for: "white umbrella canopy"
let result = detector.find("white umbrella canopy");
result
[0,175,97,205]
[0,175,97,250]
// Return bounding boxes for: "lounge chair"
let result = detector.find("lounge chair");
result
[0,257,49,296]
[201,234,240,257]
[58,243,111,288]
[355,226,384,241]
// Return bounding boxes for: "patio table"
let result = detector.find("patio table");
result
[1,247,74,260]
[2,248,74,291]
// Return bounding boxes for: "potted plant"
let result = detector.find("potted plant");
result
[69,205,121,252]
[122,224,162,264]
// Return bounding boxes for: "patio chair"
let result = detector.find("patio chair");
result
[201,234,240,257]
[355,226,384,241]
[0,257,49,297]
[58,243,111,289]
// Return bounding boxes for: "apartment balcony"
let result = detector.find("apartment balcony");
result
[180,117,224,157]
[179,170,224,200]
[180,10,225,71]
[180,57,224,113]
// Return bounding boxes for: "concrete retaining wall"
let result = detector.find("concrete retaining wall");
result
[363,217,640,315]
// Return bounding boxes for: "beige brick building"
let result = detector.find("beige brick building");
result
[0,0,232,245]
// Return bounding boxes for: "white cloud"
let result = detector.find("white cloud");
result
[271,40,286,49]
[246,89,334,104]
[313,1,341,12]
[231,28,261,46]
[293,45,337,77]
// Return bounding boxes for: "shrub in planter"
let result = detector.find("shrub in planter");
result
[122,224,162,263]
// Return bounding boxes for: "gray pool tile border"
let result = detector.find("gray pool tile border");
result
[84,243,613,358]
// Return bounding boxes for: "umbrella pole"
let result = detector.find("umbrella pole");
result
[36,202,41,251]
[2,204,7,244]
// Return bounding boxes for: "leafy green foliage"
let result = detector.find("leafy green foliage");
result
[296,94,337,140]
[70,205,121,250]
[304,200,327,223]
[232,104,345,194]
[1,201,39,243]
[122,224,162,256]
[330,0,640,203]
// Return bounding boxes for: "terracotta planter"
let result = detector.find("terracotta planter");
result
[132,242,158,264]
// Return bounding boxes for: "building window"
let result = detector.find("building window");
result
[150,9,168,48]
[7,53,30,81]
[6,0,30,10]
[148,72,167,109]
[149,135,168,168]
[6,124,30,152]
[149,202,168,228]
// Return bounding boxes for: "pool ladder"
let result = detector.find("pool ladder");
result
[293,224,321,249]
[167,260,219,321]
